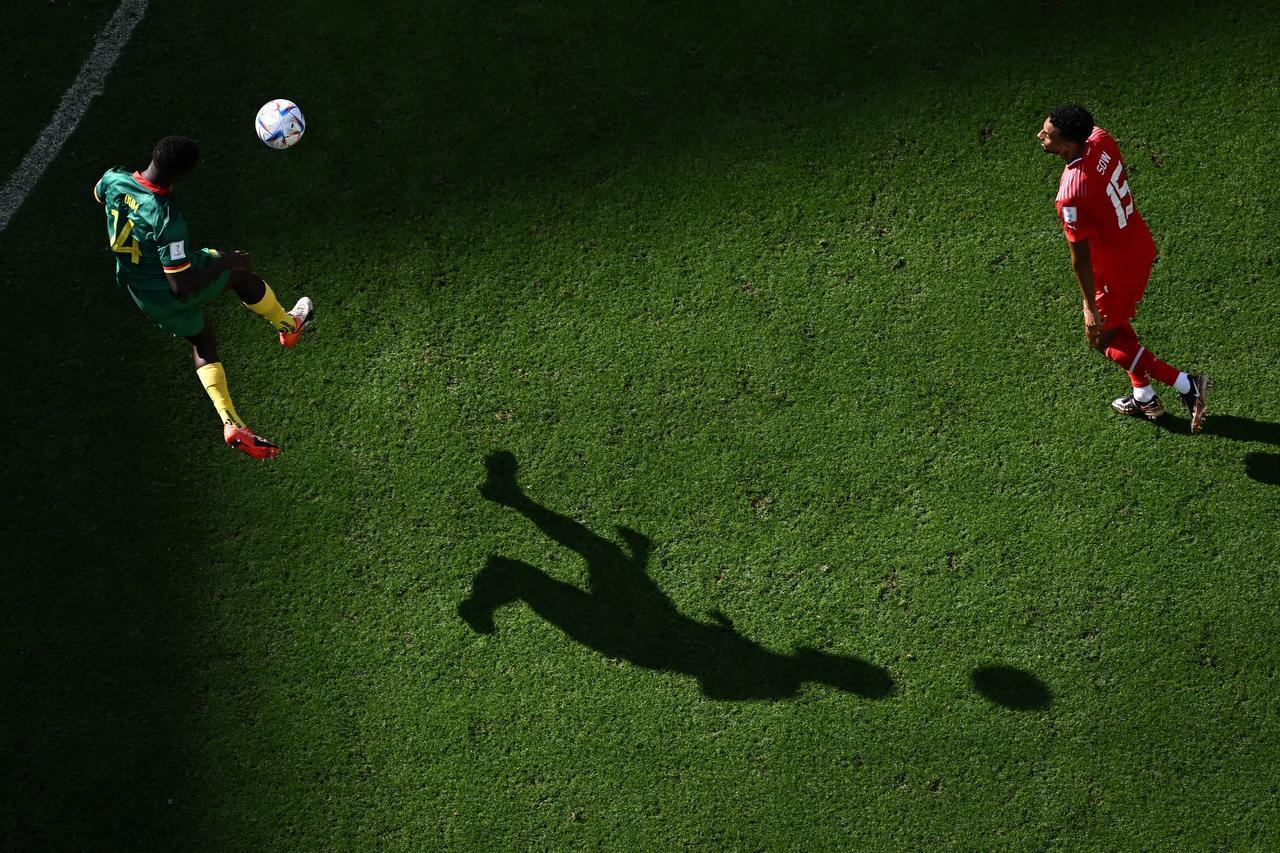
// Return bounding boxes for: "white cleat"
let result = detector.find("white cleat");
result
[280,296,314,348]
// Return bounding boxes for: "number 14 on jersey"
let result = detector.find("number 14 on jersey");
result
[109,207,141,264]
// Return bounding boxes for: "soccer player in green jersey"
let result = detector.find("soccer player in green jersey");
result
[94,136,313,459]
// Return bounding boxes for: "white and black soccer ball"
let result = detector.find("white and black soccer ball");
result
[255,99,305,149]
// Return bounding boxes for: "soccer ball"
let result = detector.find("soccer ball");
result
[255,99,305,149]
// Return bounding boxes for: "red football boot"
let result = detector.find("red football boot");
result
[223,423,281,459]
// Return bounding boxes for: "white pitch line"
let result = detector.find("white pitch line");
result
[0,0,150,233]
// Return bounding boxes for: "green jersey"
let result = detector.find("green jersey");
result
[94,167,198,292]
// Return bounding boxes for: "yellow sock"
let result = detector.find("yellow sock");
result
[244,281,296,333]
[196,362,245,428]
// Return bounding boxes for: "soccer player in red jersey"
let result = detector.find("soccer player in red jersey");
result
[1039,105,1210,432]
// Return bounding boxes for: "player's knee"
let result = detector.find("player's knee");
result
[232,271,265,302]
[186,333,218,365]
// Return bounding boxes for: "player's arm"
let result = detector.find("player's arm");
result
[157,214,253,295]
[1068,239,1096,310]
[1068,239,1105,349]
[165,251,253,296]
[1058,199,1104,346]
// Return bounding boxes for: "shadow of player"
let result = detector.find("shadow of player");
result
[1154,414,1280,486]
[459,451,894,701]
[1154,413,1280,445]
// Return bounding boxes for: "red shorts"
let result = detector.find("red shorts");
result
[1095,258,1154,330]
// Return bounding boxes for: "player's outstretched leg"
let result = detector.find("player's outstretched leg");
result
[187,325,280,460]
[231,271,313,348]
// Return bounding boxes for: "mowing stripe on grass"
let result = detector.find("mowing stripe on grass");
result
[0,0,149,233]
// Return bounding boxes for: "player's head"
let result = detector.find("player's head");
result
[1039,105,1094,157]
[149,135,200,185]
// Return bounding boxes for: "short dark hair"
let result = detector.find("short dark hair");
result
[151,135,200,180]
[1048,105,1094,145]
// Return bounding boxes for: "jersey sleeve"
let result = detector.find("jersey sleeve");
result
[156,210,193,274]
[1056,196,1093,243]
[93,171,110,204]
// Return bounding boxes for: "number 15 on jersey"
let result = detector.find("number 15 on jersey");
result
[1106,164,1134,229]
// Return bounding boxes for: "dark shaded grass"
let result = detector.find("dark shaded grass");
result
[0,1,117,179]
[0,241,209,841]
[2,0,1279,848]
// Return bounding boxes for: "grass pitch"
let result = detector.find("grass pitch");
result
[3,0,1279,848]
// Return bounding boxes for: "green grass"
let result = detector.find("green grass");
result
[3,0,1279,848]
[0,1,118,180]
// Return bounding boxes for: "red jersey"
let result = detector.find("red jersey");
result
[1055,126,1156,287]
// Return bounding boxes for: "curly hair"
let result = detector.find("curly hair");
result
[151,135,200,180]
[1048,105,1094,145]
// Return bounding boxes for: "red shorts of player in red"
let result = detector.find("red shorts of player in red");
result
[1096,268,1148,329]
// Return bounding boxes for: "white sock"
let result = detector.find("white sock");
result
[1132,384,1156,403]
[1173,373,1191,394]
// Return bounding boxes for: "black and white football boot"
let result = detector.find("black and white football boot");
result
[1111,393,1165,420]
[1179,372,1211,434]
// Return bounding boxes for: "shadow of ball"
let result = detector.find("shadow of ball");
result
[971,665,1051,711]
[1245,452,1280,486]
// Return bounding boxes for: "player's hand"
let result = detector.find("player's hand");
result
[225,250,254,272]
[1082,303,1105,349]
